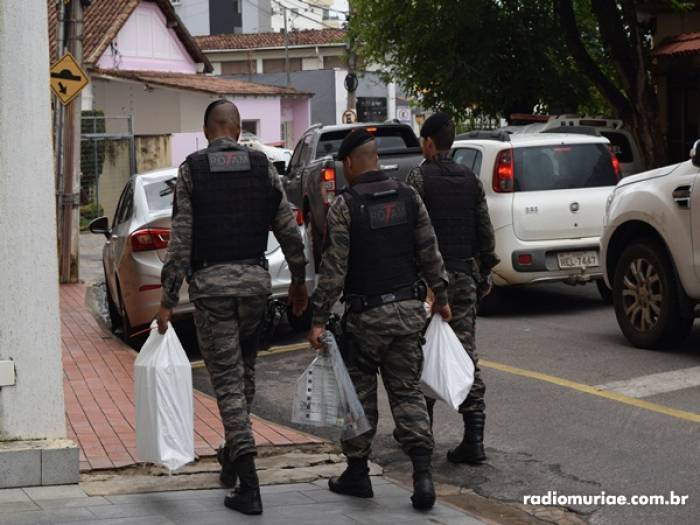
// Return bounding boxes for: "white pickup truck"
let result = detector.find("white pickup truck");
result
[601,140,700,348]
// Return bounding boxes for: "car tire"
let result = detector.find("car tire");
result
[305,219,323,273]
[612,241,693,349]
[104,268,122,331]
[287,304,312,332]
[115,281,135,344]
[477,285,502,316]
[595,279,613,305]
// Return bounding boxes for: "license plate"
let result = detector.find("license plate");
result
[557,250,599,269]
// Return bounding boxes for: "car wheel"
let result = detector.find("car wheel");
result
[305,219,323,273]
[612,241,693,349]
[595,279,613,305]
[287,304,312,332]
[103,268,122,331]
[115,281,134,343]
[477,285,502,316]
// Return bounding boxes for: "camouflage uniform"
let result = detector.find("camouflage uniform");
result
[406,154,498,414]
[312,183,448,458]
[161,138,306,461]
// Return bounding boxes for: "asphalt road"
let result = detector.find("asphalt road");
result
[192,283,700,525]
[80,234,700,524]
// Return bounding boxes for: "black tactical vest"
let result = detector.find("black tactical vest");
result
[343,171,418,297]
[187,145,280,268]
[421,159,478,272]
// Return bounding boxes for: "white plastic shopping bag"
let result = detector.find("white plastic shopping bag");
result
[292,332,370,440]
[420,315,475,411]
[134,321,194,471]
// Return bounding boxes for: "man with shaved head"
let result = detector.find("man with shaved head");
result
[309,128,450,511]
[158,99,308,515]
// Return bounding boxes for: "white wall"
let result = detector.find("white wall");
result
[0,0,65,440]
[173,0,210,36]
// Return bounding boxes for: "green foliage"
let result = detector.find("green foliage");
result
[80,202,104,231]
[349,0,610,118]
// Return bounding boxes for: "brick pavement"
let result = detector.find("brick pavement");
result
[60,284,324,472]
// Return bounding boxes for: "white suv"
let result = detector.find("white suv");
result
[601,141,700,349]
[452,129,621,313]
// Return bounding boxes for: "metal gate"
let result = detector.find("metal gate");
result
[80,114,135,220]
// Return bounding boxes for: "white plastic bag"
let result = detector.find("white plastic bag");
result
[420,315,475,411]
[292,332,370,440]
[134,322,194,471]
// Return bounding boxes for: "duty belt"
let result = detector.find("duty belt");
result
[192,256,269,272]
[444,257,474,274]
[345,281,428,314]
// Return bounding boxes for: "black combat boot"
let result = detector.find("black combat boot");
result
[447,412,486,464]
[224,454,262,515]
[410,450,436,510]
[328,457,374,498]
[216,445,237,488]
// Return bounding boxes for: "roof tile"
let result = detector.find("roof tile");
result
[92,69,312,97]
[654,32,700,58]
[195,28,346,51]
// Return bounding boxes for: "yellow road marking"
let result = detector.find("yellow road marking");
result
[190,341,309,369]
[480,359,700,424]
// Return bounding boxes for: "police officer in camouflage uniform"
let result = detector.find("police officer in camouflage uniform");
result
[157,99,308,516]
[406,112,499,465]
[308,129,451,511]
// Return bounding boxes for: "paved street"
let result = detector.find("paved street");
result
[81,233,700,524]
[191,283,700,525]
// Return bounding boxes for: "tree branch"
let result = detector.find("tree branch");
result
[555,0,632,118]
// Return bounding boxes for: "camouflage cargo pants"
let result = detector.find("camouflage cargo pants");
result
[193,295,267,461]
[341,330,434,459]
[426,270,485,415]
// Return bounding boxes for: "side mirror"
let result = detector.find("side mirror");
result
[89,216,111,239]
[691,139,700,167]
[273,160,287,176]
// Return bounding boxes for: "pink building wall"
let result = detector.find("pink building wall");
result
[230,97,281,145]
[97,2,197,73]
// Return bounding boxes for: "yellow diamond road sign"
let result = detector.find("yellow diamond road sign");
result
[50,52,89,105]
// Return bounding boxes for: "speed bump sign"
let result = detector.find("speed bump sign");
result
[50,52,89,105]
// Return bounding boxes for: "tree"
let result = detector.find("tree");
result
[555,0,663,168]
[349,0,672,168]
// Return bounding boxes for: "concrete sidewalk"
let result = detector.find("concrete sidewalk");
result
[0,478,487,525]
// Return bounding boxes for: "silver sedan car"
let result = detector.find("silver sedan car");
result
[89,166,314,343]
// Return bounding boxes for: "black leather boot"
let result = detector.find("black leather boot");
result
[217,445,237,488]
[224,454,262,515]
[447,412,486,464]
[410,451,436,510]
[328,457,374,498]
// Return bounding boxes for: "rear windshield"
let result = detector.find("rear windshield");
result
[144,179,175,212]
[316,126,419,158]
[600,131,633,163]
[514,144,617,192]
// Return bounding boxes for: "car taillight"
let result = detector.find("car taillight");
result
[293,207,304,226]
[321,166,336,205]
[608,145,621,180]
[493,149,514,193]
[131,228,170,252]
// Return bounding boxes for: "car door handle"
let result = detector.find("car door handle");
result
[673,185,692,209]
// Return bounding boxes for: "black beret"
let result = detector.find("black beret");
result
[420,112,452,138]
[337,128,375,160]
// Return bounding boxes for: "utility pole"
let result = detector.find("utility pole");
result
[346,4,357,112]
[59,0,84,283]
[283,5,290,87]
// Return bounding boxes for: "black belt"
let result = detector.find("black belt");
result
[345,281,427,314]
[444,257,473,273]
[192,256,268,272]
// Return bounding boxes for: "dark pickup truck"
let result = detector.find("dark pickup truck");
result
[283,122,423,269]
